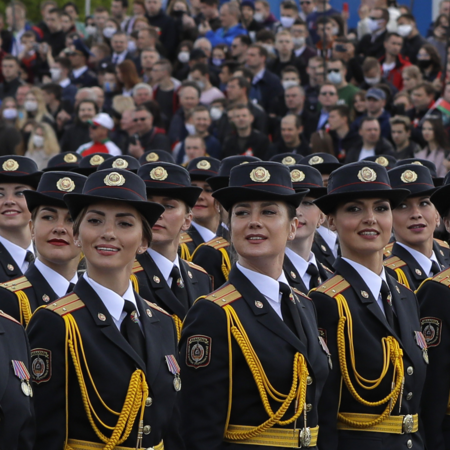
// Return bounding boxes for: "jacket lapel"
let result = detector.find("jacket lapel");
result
[0,242,22,279]
[433,240,449,270]
[283,255,309,294]
[392,243,428,282]
[0,321,8,402]
[179,260,198,308]
[26,264,59,304]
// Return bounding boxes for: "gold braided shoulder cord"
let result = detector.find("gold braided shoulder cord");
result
[334,293,404,428]
[223,305,309,441]
[16,290,32,326]
[130,274,140,293]
[394,269,410,289]
[172,315,183,341]
[219,248,231,280]
[63,314,149,450]
[179,243,192,261]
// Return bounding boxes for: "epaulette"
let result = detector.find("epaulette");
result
[0,276,32,292]
[180,232,193,244]
[435,238,450,249]
[431,268,450,286]
[205,237,230,250]
[143,299,171,316]
[293,287,311,300]
[383,242,394,258]
[314,275,350,297]
[383,256,407,270]
[0,310,20,324]
[46,293,85,316]
[320,263,334,274]
[185,260,208,275]
[132,259,144,274]
[205,284,242,306]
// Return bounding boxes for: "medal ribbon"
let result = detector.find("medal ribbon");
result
[11,360,30,381]
[165,355,180,376]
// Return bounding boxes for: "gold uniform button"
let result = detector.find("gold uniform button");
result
[143,425,152,435]
[407,366,414,376]
[307,376,313,385]
[306,403,312,412]
[145,397,153,407]
[406,392,413,400]
[407,439,413,448]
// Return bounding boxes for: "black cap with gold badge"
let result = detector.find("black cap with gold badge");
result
[72,153,114,176]
[187,156,220,181]
[139,150,175,165]
[388,164,437,198]
[0,156,41,188]
[97,155,141,173]
[288,164,327,198]
[270,153,303,166]
[299,153,342,175]
[363,155,397,170]
[42,152,82,172]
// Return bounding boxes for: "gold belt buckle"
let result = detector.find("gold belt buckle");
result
[299,427,311,448]
[402,414,414,434]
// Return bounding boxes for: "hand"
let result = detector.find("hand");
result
[198,20,211,35]
[182,14,196,29]
[56,109,71,129]
[432,77,443,93]
[128,142,145,158]
[342,9,350,21]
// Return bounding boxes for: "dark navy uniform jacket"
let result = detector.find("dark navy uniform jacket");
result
[27,276,182,450]
[0,242,25,282]
[312,232,336,273]
[0,312,35,450]
[178,226,205,259]
[179,266,330,450]
[310,258,427,450]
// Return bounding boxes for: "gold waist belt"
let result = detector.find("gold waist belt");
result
[224,424,319,448]
[67,438,164,450]
[338,413,419,434]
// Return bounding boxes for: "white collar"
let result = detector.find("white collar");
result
[0,235,33,271]
[114,49,128,57]
[34,258,77,298]
[285,247,316,278]
[83,272,137,323]
[191,221,216,243]
[72,66,88,78]
[294,46,306,57]
[317,226,337,249]
[148,248,181,284]
[396,242,439,276]
[252,68,265,84]
[59,78,71,88]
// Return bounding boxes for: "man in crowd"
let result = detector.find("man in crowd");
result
[0,55,24,99]
[328,105,361,161]
[231,34,251,64]
[380,32,410,90]
[397,13,426,64]
[390,115,420,159]
[269,114,310,156]
[326,58,359,107]
[356,7,389,59]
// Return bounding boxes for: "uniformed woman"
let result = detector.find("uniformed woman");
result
[383,164,449,290]
[27,168,182,450]
[134,162,211,338]
[310,161,427,450]
[284,165,332,293]
[180,161,330,450]
[0,171,86,325]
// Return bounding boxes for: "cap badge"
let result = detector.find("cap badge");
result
[104,172,126,187]
[291,169,305,183]
[250,167,271,183]
[197,160,211,170]
[146,152,159,162]
[357,167,377,182]
[112,158,128,169]
[309,156,324,165]
[240,161,249,165]
[56,177,76,192]
[375,156,389,167]
[401,170,418,183]
[90,155,104,166]
[411,161,423,166]
[282,156,296,166]
[64,153,78,163]
[150,166,168,181]
[2,159,19,171]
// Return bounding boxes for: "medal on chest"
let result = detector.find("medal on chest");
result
[11,360,33,397]
[165,355,181,391]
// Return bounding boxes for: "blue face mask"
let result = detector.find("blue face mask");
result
[104,82,116,93]
[212,57,225,67]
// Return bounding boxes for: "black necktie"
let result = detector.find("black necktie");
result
[306,263,321,289]
[113,54,118,64]
[25,251,35,264]
[431,261,441,276]
[66,282,75,294]
[121,300,146,362]
[170,265,189,309]
[280,282,307,342]
[380,280,395,329]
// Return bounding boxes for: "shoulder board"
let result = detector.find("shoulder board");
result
[320,263,334,274]
[46,294,85,316]
[292,287,311,300]
[205,237,230,250]
[431,268,450,287]
[383,242,394,258]
[314,275,350,297]
[205,284,242,307]
[184,260,208,275]
[435,238,450,249]
[143,299,171,316]
[132,259,144,274]
[383,256,408,270]
[180,232,193,244]
[0,310,20,324]
[0,276,32,292]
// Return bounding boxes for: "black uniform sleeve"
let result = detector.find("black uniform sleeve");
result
[191,246,226,291]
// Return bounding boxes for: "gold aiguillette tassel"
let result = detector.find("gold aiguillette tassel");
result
[136,419,143,450]
[398,377,405,413]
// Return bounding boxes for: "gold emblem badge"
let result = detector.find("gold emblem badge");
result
[42,294,50,303]
[64,153,77,163]
[146,152,159,162]
[150,166,168,181]
[250,167,271,183]
[153,276,160,283]
[240,161,249,165]
[375,156,389,167]
[104,172,125,187]
[112,158,128,169]
[361,290,369,298]
[255,301,264,308]
[309,156,324,165]
[357,167,377,182]
[197,160,211,170]
[90,155,104,166]
[290,169,305,183]
[411,161,423,166]
[282,156,296,166]
[98,313,106,321]
[2,159,19,171]
[401,170,418,183]
[56,177,75,192]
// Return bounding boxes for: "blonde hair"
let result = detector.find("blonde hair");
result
[19,87,54,128]
[112,95,136,114]
[27,122,60,156]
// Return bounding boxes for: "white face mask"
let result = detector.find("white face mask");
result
[210,107,223,121]
[367,18,382,33]
[103,27,117,38]
[178,51,190,63]
[332,26,339,36]
[292,36,305,47]
[24,101,38,112]
[327,71,342,84]
[282,80,299,90]
[262,44,274,54]
[50,68,62,81]
[397,24,413,37]
[85,25,97,36]
[280,16,295,29]
[364,76,381,86]
[254,12,264,23]
[33,134,44,148]
[127,40,137,53]
[2,108,17,120]
[185,123,196,135]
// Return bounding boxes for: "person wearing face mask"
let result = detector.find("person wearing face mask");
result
[275,0,299,33]
[102,66,121,111]
[188,63,225,105]
[291,20,315,66]
[25,123,60,171]
[360,57,398,99]
[102,19,119,42]
[397,14,426,65]
[416,44,442,83]
[50,57,77,106]
[268,30,305,78]
[240,0,263,37]
[21,88,55,130]
[0,99,22,156]
[326,58,360,107]
[356,7,389,59]
[305,0,340,44]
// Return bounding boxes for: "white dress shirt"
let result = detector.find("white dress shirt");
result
[252,68,266,85]
[59,78,71,88]
[112,50,128,65]
[191,221,216,243]
[72,66,88,79]
[83,273,139,330]
[0,235,34,273]
[285,248,319,291]
[317,226,338,258]
[237,262,290,320]
[34,259,78,298]
[358,147,376,160]
[396,242,440,277]
[148,248,183,286]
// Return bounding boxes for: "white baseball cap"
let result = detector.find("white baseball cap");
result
[90,113,114,130]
